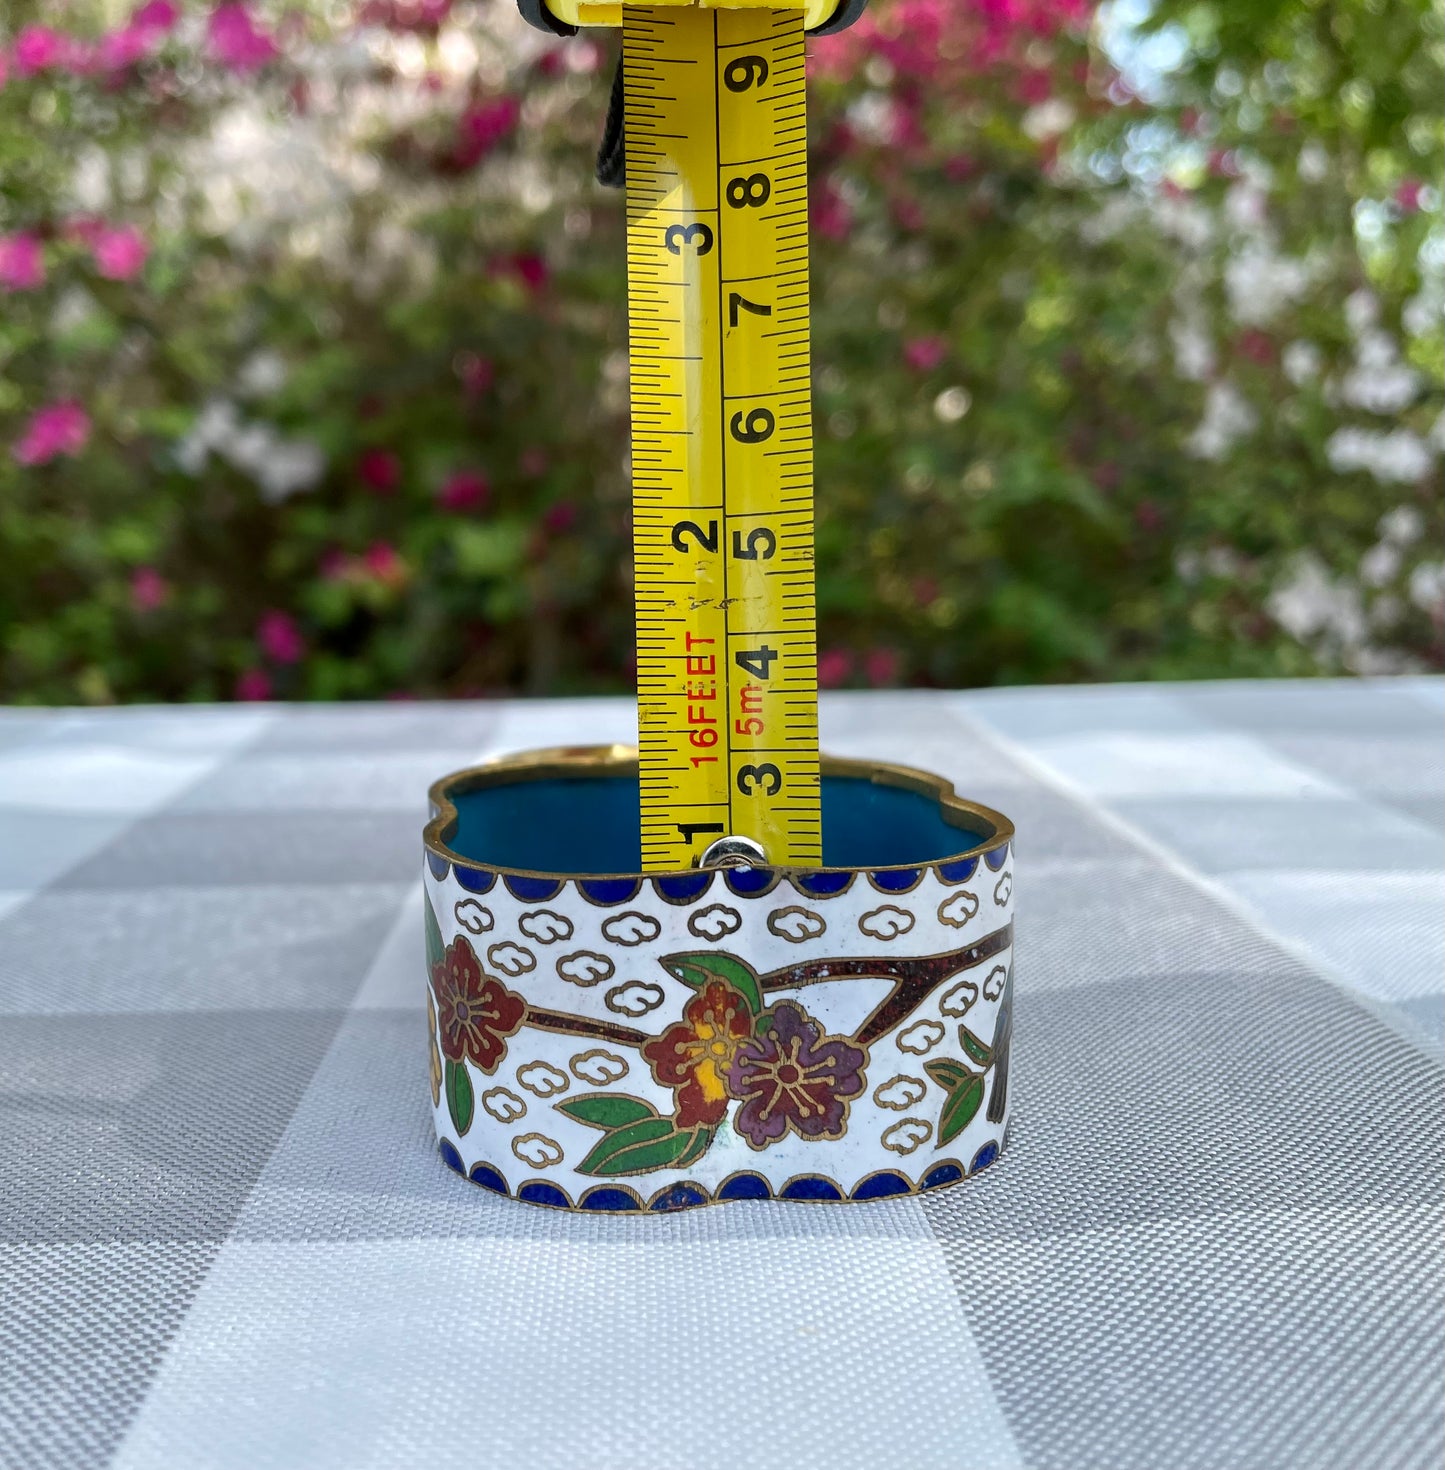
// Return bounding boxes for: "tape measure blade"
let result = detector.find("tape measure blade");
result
[626,5,820,872]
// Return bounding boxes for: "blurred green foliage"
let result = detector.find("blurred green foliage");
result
[0,0,1441,704]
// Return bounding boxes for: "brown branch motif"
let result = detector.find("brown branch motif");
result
[519,922,1013,1049]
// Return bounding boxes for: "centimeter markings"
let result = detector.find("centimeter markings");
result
[625,3,821,872]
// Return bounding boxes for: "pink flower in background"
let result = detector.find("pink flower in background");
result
[543,501,576,535]
[457,354,494,397]
[130,567,170,611]
[235,668,273,702]
[811,182,853,242]
[91,225,149,281]
[519,446,548,477]
[362,541,407,585]
[438,469,489,513]
[1395,180,1424,212]
[207,4,279,72]
[132,0,180,30]
[13,402,90,466]
[358,447,401,495]
[456,97,520,167]
[0,233,45,292]
[817,648,853,689]
[12,26,67,75]
[257,610,305,664]
[510,253,549,292]
[99,27,153,70]
[903,336,948,372]
[863,646,901,687]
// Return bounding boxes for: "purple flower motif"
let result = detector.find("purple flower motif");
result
[725,1001,866,1151]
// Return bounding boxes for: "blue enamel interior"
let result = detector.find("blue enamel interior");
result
[445,773,991,875]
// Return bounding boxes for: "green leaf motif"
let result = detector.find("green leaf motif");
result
[924,1059,969,1091]
[424,890,445,973]
[959,1027,994,1067]
[557,1094,658,1130]
[658,951,763,1015]
[937,1072,985,1147]
[675,1125,715,1169]
[445,1058,474,1135]
[578,1116,680,1175]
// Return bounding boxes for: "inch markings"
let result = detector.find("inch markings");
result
[624,5,820,872]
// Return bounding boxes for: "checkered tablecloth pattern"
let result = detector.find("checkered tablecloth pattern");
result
[2,680,1441,1470]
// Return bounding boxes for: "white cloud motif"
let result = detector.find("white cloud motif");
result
[940,978,980,1018]
[454,899,493,934]
[767,906,825,943]
[487,942,535,977]
[481,1087,526,1124]
[938,891,979,928]
[858,905,914,941]
[873,1075,927,1111]
[519,909,573,944]
[569,1049,629,1086]
[898,1019,945,1055]
[602,911,661,947]
[556,951,615,987]
[688,904,742,941]
[516,1062,569,1098]
[511,1133,563,1169]
[993,871,1013,906]
[983,965,1008,1001]
[881,1118,932,1156]
[605,981,666,1018]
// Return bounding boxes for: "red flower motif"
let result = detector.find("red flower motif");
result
[641,980,754,1128]
[430,935,526,1073]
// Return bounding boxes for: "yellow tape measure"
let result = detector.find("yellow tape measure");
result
[624,4,821,872]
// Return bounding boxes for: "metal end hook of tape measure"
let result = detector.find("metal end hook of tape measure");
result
[698,835,769,870]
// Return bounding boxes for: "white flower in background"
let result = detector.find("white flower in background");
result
[1022,98,1075,141]
[1380,505,1424,545]
[1282,340,1322,385]
[934,386,971,423]
[1402,288,1442,339]
[1339,330,1421,415]
[1326,427,1433,484]
[1359,542,1401,587]
[69,145,111,213]
[1408,562,1445,615]
[1081,194,1140,245]
[1224,180,1267,231]
[238,351,288,399]
[1224,243,1309,325]
[50,287,98,336]
[1344,288,1379,335]
[1268,553,1366,648]
[172,395,324,501]
[1170,316,1214,381]
[1187,382,1256,460]
[847,92,895,144]
[1297,141,1328,183]
[1153,196,1213,251]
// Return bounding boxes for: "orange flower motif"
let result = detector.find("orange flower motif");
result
[430,934,526,1074]
[640,980,753,1128]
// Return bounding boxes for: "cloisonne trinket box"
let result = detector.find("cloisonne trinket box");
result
[422,745,1014,1212]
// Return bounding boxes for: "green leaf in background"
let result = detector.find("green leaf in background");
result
[936,1072,986,1147]
[444,1058,474,1135]
[657,952,763,1015]
[556,1094,657,1130]
[424,889,444,973]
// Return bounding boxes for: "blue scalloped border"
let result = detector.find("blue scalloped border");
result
[426,840,1011,904]
[438,1138,1004,1212]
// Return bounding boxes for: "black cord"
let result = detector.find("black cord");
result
[595,53,626,189]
